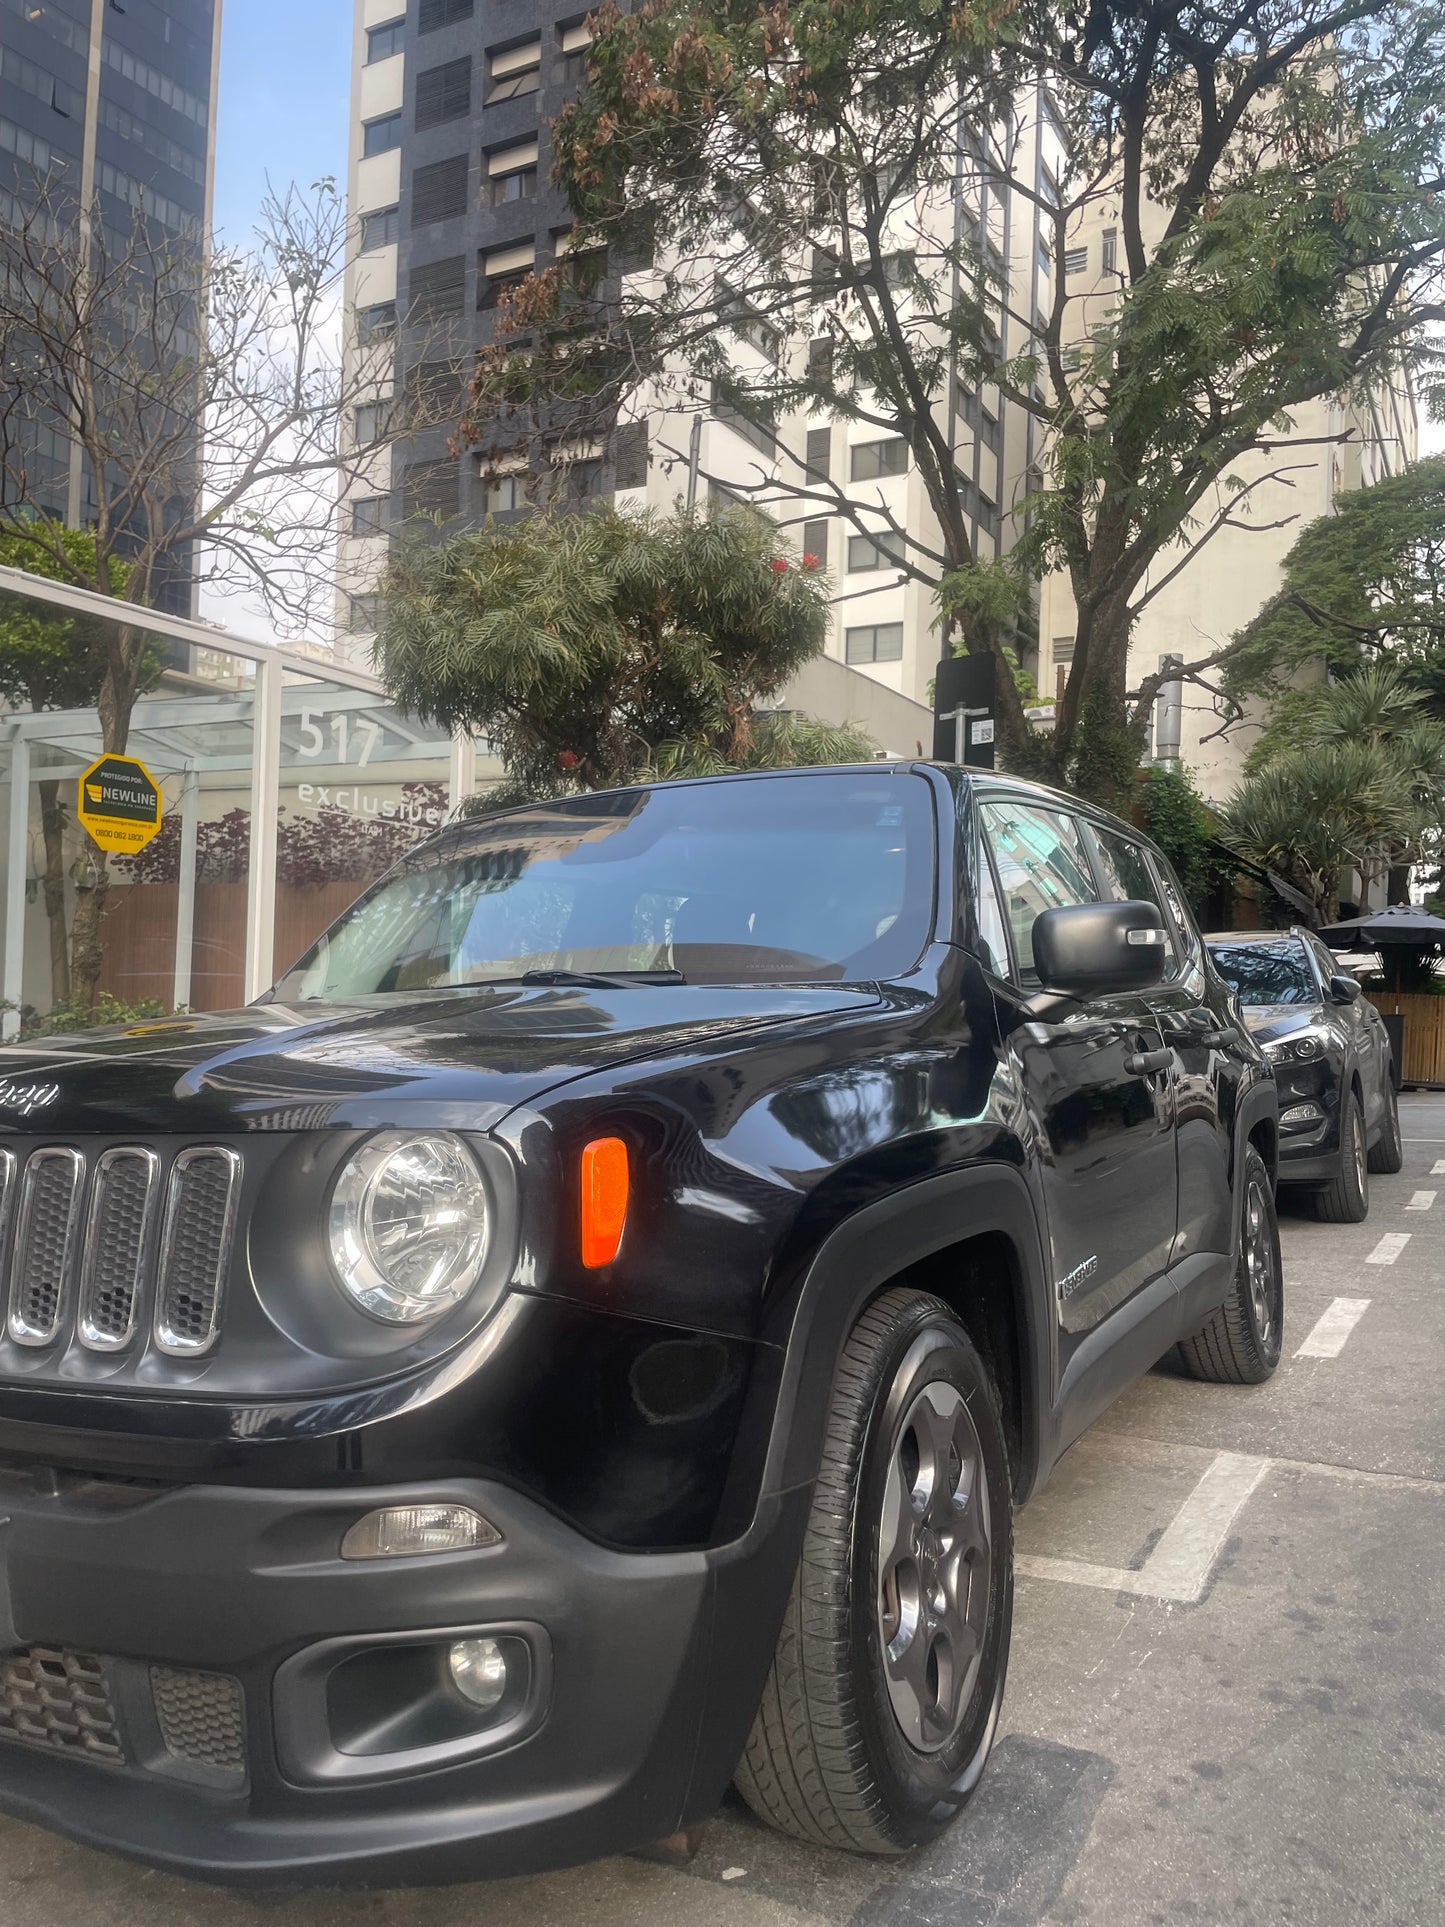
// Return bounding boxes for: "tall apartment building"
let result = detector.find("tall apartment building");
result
[0,0,222,610]
[338,0,1058,726]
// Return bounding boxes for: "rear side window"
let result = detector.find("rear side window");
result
[972,835,1013,980]
[981,801,1097,984]
[1087,824,1180,977]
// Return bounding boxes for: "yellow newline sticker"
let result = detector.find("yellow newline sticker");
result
[77,753,162,855]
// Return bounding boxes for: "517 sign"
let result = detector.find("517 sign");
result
[293,710,387,768]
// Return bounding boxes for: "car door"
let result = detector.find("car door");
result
[1306,933,1389,1125]
[1082,823,1236,1271]
[978,799,1179,1375]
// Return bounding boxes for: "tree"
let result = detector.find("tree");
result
[1218,665,1445,918]
[0,529,135,1005]
[1225,456,1445,704]
[373,505,874,802]
[463,0,1445,809]
[0,173,454,1004]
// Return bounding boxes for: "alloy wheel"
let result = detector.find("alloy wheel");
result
[876,1380,992,1753]
[1244,1173,1279,1348]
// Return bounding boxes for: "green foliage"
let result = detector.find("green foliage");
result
[375,504,866,802]
[1226,459,1445,700]
[1219,666,1445,920]
[0,529,134,711]
[0,993,169,1040]
[1138,766,1228,914]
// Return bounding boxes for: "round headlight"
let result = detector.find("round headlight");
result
[328,1131,490,1324]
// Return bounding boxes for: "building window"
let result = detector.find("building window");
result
[559,21,594,84]
[977,490,999,539]
[359,205,400,251]
[1101,228,1118,274]
[712,385,776,456]
[363,113,402,157]
[348,594,381,632]
[479,241,536,308]
[407,256,466,321]
[850,437,908,482]
[357,301,397,344]
[416,57,471,128]
[419,0,473,30]
[487,160,539,206]
[351,496,391,536]
[402,457,460,522]
[353,400,390,444]
[412,155,469,226]
[366,20,404,62]
[880,250,914,288]
[800,518,829,565]
[614,421,648,490]
[845,623,904,665]
[847,531,905,573]
[807,337,834,384]
[483,472,527,514]
[1064,244,1088,275]
[806,426,831,478]
[486,41,542,103]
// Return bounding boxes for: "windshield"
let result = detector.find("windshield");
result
[1210,941,1318,1007]
[273,770,936,999]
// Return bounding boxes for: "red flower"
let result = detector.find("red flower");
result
[801,551,820,570]
[558,749,579,770]
[770,557,789,572]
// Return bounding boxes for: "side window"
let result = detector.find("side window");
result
[1088,824,1180,978]
[972,834,1013,981]
[1149,851,1204,978]
[981,801,1097,984]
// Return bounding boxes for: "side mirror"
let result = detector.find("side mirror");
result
[1330,973,1362,1005]
[1032,900,1169,1000]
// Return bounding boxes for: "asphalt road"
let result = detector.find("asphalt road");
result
[1,1101,1443,1927]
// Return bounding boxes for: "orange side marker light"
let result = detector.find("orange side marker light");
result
[580,1136,629,1268]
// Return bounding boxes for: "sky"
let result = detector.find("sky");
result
[213,0,353,250]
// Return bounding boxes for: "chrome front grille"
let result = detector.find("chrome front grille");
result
[154,1147,240,1356]
[0,1143,241,1360]
[9,1148,85,1345]
[78,1147,160,1350]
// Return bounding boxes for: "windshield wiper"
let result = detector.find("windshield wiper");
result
[518,968,687,988]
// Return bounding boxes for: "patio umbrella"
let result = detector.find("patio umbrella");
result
[1318,903,1445,998]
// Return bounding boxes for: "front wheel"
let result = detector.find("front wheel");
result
[734,1288,1013,1854]
[1178,1142,1283,1384]
[1368,1076,1404,1174]
[1314,1091,1369,1222]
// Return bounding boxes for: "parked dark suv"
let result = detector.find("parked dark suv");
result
[1206,928,1401,1220]
[0,765,1279,1885]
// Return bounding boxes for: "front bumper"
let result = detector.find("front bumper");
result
[0,1468,808,1886]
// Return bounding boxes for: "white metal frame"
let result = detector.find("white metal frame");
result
[0,565,481,1027]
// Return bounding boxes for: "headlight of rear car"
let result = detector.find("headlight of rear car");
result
[328,1131,490,1324]
[1265,1036,1324,1064]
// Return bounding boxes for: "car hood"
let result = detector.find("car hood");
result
[1238,1004,1324,1046]
[0,984,884,1134]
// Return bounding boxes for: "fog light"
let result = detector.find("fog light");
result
[341,1504,501,1560]
[448,1638,508,1711]
[1280,1103,1323,1126]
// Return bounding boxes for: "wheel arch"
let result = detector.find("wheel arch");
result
[759,1164,1054,1509]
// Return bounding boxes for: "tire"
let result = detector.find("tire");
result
[734,1287,1013,1855]
[1178,1143,1283,1385]
[1314,1090,1369,1222]
[1368,1075,1403,1174]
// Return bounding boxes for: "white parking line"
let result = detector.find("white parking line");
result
[1016,1451,1269,1604]
[1295,1297,1371,1358]
[1366,1232,1412,1265]
[1432,1160,1445,1176]
[1407,1191,1436,1211]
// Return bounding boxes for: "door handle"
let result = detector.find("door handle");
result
[1125,1047,1171,1076]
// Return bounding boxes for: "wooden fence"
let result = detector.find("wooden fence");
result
[1364,990,1445,1088]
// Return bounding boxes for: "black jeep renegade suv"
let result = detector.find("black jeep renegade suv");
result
[0,763,1279,1884]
